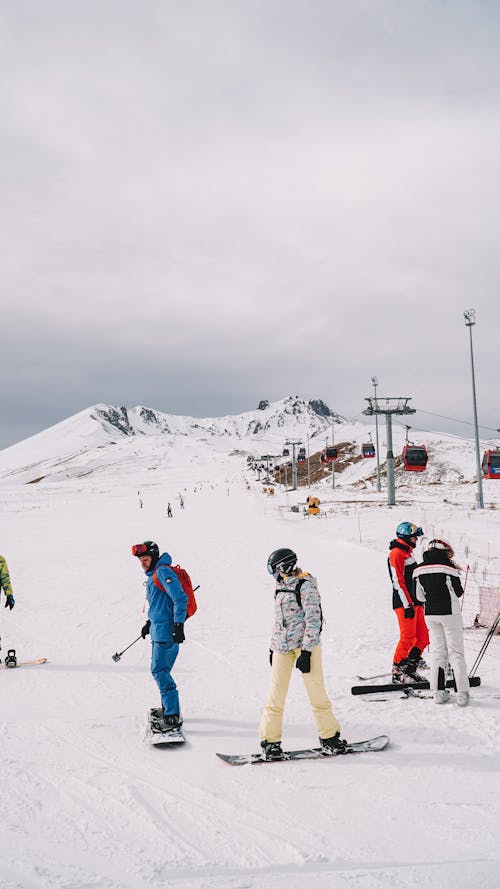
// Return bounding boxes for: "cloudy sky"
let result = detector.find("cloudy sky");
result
[2,0,500,448]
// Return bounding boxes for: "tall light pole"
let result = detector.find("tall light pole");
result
[371,376,381,492]
[464,309,484,509]
[331,418,335,489]
[307,433,311,490]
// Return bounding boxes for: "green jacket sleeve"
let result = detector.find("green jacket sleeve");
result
[0,556,13,597]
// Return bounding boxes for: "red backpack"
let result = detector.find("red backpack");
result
[153,565,198,619]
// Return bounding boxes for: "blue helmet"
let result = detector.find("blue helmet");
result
[396,522,423,540]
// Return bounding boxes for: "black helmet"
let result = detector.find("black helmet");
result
[267,548,297,578]
[131,541,160,567]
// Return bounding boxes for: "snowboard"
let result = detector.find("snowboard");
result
[0,657,47,670]
[146,710,185,747]
[216,734,389,765]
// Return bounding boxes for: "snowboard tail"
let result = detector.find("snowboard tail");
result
[0,657,47,670]
[216,734,389,765]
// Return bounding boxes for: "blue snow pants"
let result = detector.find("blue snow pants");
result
[151,641,180,715]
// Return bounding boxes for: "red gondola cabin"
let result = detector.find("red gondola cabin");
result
[362,443,376,458]
[402,444,428,472]
[324,447,338,461]
[482,450,500,478]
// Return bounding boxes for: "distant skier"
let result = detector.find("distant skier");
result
[179,495,184,509]
[413,539,470,706]
[388,522,429,682]
[132,541,187,736]
[167,503,173,518]
[0,554,15,664]
[139,498,143,509]
[259,548,346,761]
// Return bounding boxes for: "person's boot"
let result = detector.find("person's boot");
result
[260,740,284,761]
[404,647,425,681]
[392,661,413,683]
[320,731,347,755]
[152,713,183,735]
[433,690,451,704]
[456,692,470,707]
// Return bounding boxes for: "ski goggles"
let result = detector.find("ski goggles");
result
[409,526,424,538]
[132,543,148,557]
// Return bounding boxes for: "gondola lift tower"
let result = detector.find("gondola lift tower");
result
[363,396,415,506]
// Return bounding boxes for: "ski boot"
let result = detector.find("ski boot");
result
[4,649,17,668]
[456,692,470,708]
[433,690,451,704]
[320,731,347,755]
[260,740,284,761]
[392,661,415,684]
[403,647,425,682]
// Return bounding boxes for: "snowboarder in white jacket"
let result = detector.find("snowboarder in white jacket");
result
[259,548,345,760]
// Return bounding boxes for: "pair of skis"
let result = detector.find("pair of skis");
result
[351,675,481,696]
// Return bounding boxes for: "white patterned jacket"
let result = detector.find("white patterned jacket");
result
[270,571,323,653]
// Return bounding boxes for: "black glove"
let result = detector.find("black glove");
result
[295,650,311,673]
[404,606,415,619]
[173,622,185,643]
[269,649,273,666]
[5,595,15,610]
[141,620,151,638]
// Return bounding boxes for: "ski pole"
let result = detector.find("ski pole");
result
[469,608,500,677]
[112,635,143,662]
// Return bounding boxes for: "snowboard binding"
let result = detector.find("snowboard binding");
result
[4,649,17,668]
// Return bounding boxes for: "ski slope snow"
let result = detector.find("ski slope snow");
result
[1,429,500,889]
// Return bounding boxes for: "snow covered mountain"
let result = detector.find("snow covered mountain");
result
[0,396,346,485]
[0,393,496,493]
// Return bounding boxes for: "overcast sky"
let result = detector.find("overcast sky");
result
[1,0,500,448]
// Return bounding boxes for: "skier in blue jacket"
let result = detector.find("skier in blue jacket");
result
[132,541,187,731]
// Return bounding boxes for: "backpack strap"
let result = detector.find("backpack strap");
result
[274,575,309,609]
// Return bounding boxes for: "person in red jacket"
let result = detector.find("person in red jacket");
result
[388,522,429,682]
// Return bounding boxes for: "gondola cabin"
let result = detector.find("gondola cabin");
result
[402,444,428,472]
[297,454,306,463]
[324,446,338,461]
[481,450,500,478]
[282,448,290,457]
[362,443,376,458]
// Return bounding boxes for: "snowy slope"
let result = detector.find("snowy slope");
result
[1,442,500,889]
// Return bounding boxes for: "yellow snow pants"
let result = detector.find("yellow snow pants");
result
[259,645,340,743]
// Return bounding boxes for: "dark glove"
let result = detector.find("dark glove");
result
[141,620,151,638]
[295,650,311,673]
[269,649,273,666]
[404,606,415,619]
[173,622,185,643]
[4,595,15,610]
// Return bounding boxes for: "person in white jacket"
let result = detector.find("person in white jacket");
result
[413,539,470,707]
[259,547,345,760]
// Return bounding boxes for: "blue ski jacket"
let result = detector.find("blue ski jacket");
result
[145,552,187,642]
